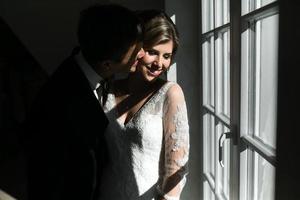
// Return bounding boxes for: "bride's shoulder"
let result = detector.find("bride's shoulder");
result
[164,81,185,101]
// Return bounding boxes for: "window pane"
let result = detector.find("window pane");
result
[215,30,230,117]
[221,31,230,117]
[210,114,216,178]
[242,0,277,15]
[204,113,216,178]
[202,37,215,108]
[240,23,251,135]
[255,14,278,148]
[241,0,250,16]
[202,39,209,106]
[258,0,277,9]
[202,0,214,33]
[253,152,276,200]
[215,0,230,27]
[223,0,230,24]
[210,37,215,108]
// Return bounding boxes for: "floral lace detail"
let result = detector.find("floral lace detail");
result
[171,103,189,164]
[99,81,189,200]
[159,83,189,200]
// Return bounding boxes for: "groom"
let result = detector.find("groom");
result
[25,4,144,200]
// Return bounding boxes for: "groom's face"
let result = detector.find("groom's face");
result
[112,42,145,73]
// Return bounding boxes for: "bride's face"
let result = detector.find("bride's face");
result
[136,40,173,82]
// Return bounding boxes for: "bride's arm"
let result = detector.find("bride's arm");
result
[158,83,190,200]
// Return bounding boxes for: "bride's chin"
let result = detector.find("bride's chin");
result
[144,74,158,83]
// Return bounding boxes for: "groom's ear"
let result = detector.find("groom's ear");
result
[102,60,112,68]
[95,60,112,71]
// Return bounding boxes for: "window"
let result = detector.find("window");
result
[202,1,232,199]
[201,0,279,199]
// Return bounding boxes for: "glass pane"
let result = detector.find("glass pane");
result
[242,0,277,15]
[215,0,222,28]
[209,37,215,107]
[202,36,215,108]
[221,31,230,117]
[240,23,250,135]
[203,113,209,173]
[255,14,278,148]
[202,39,209,105]
[202,0,214,33]
[257,0,277,9]
[215,0,230,27]
[203,113,216,178]
[241,0,250,16]
[210,114,216,178]
[253,152,276,200]
[223,0,230,24]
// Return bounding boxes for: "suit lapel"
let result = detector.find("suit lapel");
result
[64,57,109,147]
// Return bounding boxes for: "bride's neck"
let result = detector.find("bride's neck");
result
[127,74,154,95]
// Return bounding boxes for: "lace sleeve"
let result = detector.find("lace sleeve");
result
[158,83,190,200]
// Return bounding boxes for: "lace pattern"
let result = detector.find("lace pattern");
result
[159,83,189,200]
[99,81,189,200]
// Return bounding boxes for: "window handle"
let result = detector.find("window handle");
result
[219,132,233,168]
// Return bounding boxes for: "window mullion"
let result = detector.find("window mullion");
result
[241,135,276,166]
[242,2,279,22]
[229,0,241,200]
[204,172,216,191]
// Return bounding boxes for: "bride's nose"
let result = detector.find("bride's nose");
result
[153,56,163,69]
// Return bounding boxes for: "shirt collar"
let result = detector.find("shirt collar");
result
[75,51,103,90]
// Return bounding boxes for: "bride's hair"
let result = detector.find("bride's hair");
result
[136,10,179,55]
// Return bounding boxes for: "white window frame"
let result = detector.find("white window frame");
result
[201,1,279,200]
[239,2,278,200]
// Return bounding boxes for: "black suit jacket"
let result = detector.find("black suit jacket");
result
[25,56,108,200]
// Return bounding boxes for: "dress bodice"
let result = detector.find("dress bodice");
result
[99,81,189,200]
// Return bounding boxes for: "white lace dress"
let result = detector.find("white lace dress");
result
[99,81,189,200]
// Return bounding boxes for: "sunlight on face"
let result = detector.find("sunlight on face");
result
[137,40,173,82]
[112,42,145,74]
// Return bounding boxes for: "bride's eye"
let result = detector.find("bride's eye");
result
[163,54,172,60]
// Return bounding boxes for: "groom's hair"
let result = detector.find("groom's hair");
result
[77,4,143,65]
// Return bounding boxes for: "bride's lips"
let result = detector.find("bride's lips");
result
[145,65,163,77]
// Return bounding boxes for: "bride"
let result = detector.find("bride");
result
[99,10,190,200]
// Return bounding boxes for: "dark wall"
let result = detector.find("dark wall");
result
[0,17,48,199]
[0,0,110,75]
[108,0,164,10]
[0,0,163,75]
[275,1,300,200]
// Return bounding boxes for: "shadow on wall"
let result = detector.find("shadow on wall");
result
[0,17,48,200]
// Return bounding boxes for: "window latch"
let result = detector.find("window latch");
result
[219,131,233,168]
